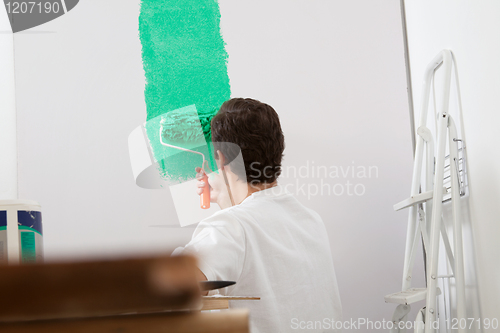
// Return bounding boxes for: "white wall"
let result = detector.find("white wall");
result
[14,0,414,329]
[404,0,500,326]
[0,7,17,200]
[14,0,194,259]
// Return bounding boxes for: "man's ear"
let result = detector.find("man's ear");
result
[216,150,226,169]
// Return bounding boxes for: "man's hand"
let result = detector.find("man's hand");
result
[195,164,211,198]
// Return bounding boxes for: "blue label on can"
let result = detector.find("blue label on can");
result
[17,211,42,235]
[0,211,6,228]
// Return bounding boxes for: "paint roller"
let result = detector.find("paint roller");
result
[159,131,210,210]
[132,104,237,212]
[157,106,213,209]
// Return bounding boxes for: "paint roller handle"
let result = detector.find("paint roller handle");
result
[200,173,210,209]
[196,165,211,210]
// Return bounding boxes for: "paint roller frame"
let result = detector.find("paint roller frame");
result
[159,126,237,210]
[159,126,211,209]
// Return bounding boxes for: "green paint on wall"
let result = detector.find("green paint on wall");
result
[139,0,230,180]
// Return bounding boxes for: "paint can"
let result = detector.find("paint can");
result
[0,200,43,264]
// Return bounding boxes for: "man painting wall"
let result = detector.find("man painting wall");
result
[173,98,342,332]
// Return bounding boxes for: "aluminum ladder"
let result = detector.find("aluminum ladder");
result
[385,49,467,333]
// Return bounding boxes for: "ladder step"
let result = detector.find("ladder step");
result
[393,187,447,211]
[384,287,441,305]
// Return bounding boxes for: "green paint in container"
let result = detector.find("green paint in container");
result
[0,200,43,264]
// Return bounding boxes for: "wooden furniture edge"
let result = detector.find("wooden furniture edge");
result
[0,309,250,333]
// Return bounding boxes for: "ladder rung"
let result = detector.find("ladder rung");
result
[393,187,447,211]
[384,287,441,305]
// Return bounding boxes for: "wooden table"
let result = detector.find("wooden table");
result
[0,309,249,333]
[202,296,260,311]
[0,255,250,333]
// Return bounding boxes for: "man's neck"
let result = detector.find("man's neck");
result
[247,181,277,195]
[237,181,277,204]
[223,168,278,206]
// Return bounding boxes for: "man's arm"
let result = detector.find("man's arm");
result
[174,213,245,296]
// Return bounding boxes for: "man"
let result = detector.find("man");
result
[173,98,342,332]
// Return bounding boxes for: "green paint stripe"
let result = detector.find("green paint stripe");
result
[139,0,230,179]
[0,225,42,236]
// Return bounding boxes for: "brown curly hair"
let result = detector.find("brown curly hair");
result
[211,98,285,184]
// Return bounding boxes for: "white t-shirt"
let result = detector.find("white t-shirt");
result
[172,184,342,332]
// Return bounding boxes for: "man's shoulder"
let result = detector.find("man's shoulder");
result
[198,206,244,229]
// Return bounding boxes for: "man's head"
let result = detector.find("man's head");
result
[211,98,285,185]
